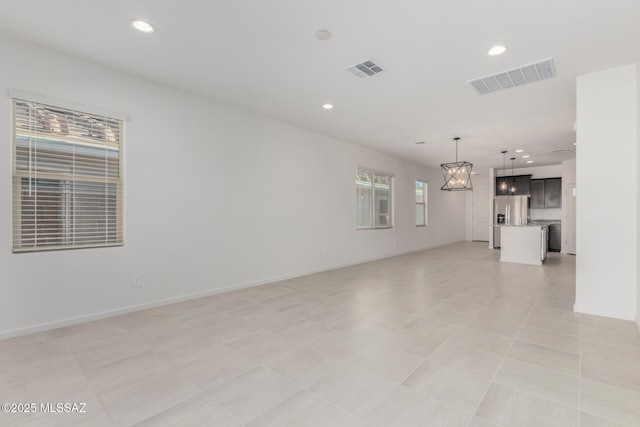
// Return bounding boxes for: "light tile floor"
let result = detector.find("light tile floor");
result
[1,242,640,426]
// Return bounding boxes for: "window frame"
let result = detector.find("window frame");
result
[11,93,126,253]
[415,179,427,227]
[355,167,394,230]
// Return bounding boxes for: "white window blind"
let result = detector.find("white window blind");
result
[356,168,393,229]
[12,98,123,252]
[416,180,427,226]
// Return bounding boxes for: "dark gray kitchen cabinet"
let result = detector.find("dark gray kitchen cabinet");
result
[530,178,562,208]
[544,178,562,208]
[514,175,531,196]
[531,179,545,208]
[495,175,531,196]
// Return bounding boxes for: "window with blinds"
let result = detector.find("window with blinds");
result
[356,168,393,229]
[416,180,427,226]
[12,98,123,252]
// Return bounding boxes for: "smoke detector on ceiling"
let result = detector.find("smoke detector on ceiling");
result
[468,58,556,95]
[346,60,383,79]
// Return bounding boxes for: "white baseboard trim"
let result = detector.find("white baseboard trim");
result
[0,284,251,341]
[573,303,635,322]
[0,240,464,340]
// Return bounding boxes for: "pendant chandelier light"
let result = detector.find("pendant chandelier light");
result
[499,150,508,192]
[509,157,517,193]
[441,137,473,191]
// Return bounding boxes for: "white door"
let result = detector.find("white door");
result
[565,184,576,254]
[472,183,490,241]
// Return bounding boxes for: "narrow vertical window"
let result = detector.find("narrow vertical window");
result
[356,168,393,229]
[416,180,427,226]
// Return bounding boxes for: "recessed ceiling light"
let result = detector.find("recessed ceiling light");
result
[573,142,577,145]
[526,160,534,164]
[515,149,524,153]
[487,45,507,56]
[522,155,530,158]
[415,141,425,145]
[315,30,332,41]
[130,19,155,33]
[322,104,333,110]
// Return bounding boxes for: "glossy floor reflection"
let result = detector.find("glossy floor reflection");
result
[1,242,639,426]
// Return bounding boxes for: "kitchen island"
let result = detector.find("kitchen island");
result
[500,225,548,266]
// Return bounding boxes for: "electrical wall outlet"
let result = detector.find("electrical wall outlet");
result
[132,274,142,288]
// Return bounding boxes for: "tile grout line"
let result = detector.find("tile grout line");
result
[463,280,549,427]
[375,335,477,421]
[90,330,244,426]
[200,362,305,426]
[64,336,119,427]
[176,355,247,427]
[3,245,591,427]
[391,288,563,423]
[386,316,491,421]
[257,359,370,423]
[208,328,381,425]
[578,313,582,426]
[294,309,478,420]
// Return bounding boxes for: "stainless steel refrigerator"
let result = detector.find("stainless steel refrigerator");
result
[493,195,529,248]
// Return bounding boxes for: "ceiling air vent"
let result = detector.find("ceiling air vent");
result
[346,60,383,79]
[468,58,556,95]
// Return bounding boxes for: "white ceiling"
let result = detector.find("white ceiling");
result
[1,0,639,173]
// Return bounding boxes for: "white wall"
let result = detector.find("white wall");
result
[637,63,640,332]
[0,36,466,338]
[470,180,490,241]
[509,164,563,180]
[576,63,638,321]
[465,175,491,242]
[562,159,576,184]
[465,191,473,241]
[562,159,576,254]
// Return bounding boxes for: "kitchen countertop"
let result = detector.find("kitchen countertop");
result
[499,224,547,228]
[494,219,561,228]
[529,219,561,225]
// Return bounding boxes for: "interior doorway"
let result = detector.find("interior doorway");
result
[472,182,490,241]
